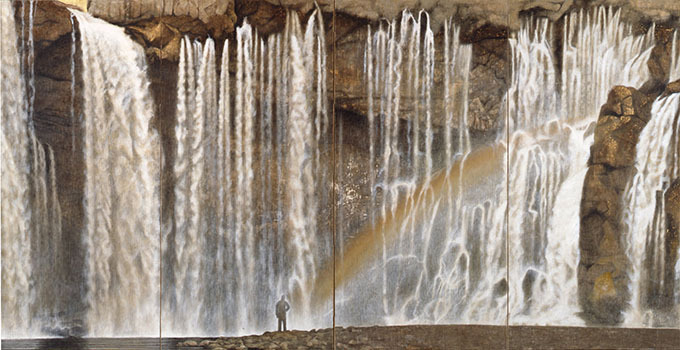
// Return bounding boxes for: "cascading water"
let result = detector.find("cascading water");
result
[71,10,161,337]
[336,6,658,327]
[622,30,680,327]
[3,1,679,339]
[165,10,329,336]
[336,11,505,325]
[2,1,34,336]
[2,0,63,338]
[69,12,77,154]
[507,8,654,325]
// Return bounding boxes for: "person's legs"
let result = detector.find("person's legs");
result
[278,318,282,332]
[283,318,287,331]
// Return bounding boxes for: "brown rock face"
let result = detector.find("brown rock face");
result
[125,13,236,62]
[85,0,680,31]
[88,0,235,24]
[578,85,654,325]
[646,26,680,89]
[13,0,74,50]
[662,179,680,309]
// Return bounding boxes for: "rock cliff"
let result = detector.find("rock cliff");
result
[578,85,655,325]
[89,0,680,30]
[577,28,679,325]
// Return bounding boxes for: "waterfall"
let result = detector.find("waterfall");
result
[24,0,36,125]
[622,31,680,326]
[2,0,34,336]
[71,10,160,337]
[166,10,328,336]
[2,1,62,338]
[69,12,77,154]
[337,11,493,325]
[170,36,210,333]
[4,0,679,338]
[336,6,656,327]
[561,8,654,121]
[505,18,569,324]
[507,7,653,325]
[286,12,316,323]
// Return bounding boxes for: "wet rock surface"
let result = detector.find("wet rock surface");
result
[658,178,680,316]
[577,73,680,326]
[578,85,655,325]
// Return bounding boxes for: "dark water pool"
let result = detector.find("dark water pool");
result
[1,337,192,350]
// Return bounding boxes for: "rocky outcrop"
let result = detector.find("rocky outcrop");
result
[338,0,680,30]
[172,325,680,349]
[657,77,680,312]
[86,1,680,43]
[597,0,680,25]
[83,0,680,28]
[88,0,235,24]
[578,85,655,325]
[662,178,680,309]
[646,26,680,89]
[578,26,679,324]
[124,14,236,62]
[15,0,74,50]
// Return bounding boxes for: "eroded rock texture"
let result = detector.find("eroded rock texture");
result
[578,26,680,324]
[88,0,235,24]
[663,179,680,309]
[578,86,655,325]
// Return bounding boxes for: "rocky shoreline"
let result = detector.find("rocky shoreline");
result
[1,325,679,349]
[174,325,680,349]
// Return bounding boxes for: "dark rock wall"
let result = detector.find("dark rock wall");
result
[14,0,88,321]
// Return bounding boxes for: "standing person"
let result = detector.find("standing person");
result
[275,295,290,331]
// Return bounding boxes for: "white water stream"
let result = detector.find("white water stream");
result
[337,7,658,327]
[72,9,161,337]
[166,10,329,336]
[2,0,63,338]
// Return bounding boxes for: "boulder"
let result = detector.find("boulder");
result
[578,85,655,325]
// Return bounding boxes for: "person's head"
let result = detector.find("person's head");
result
[280,295,285,301]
